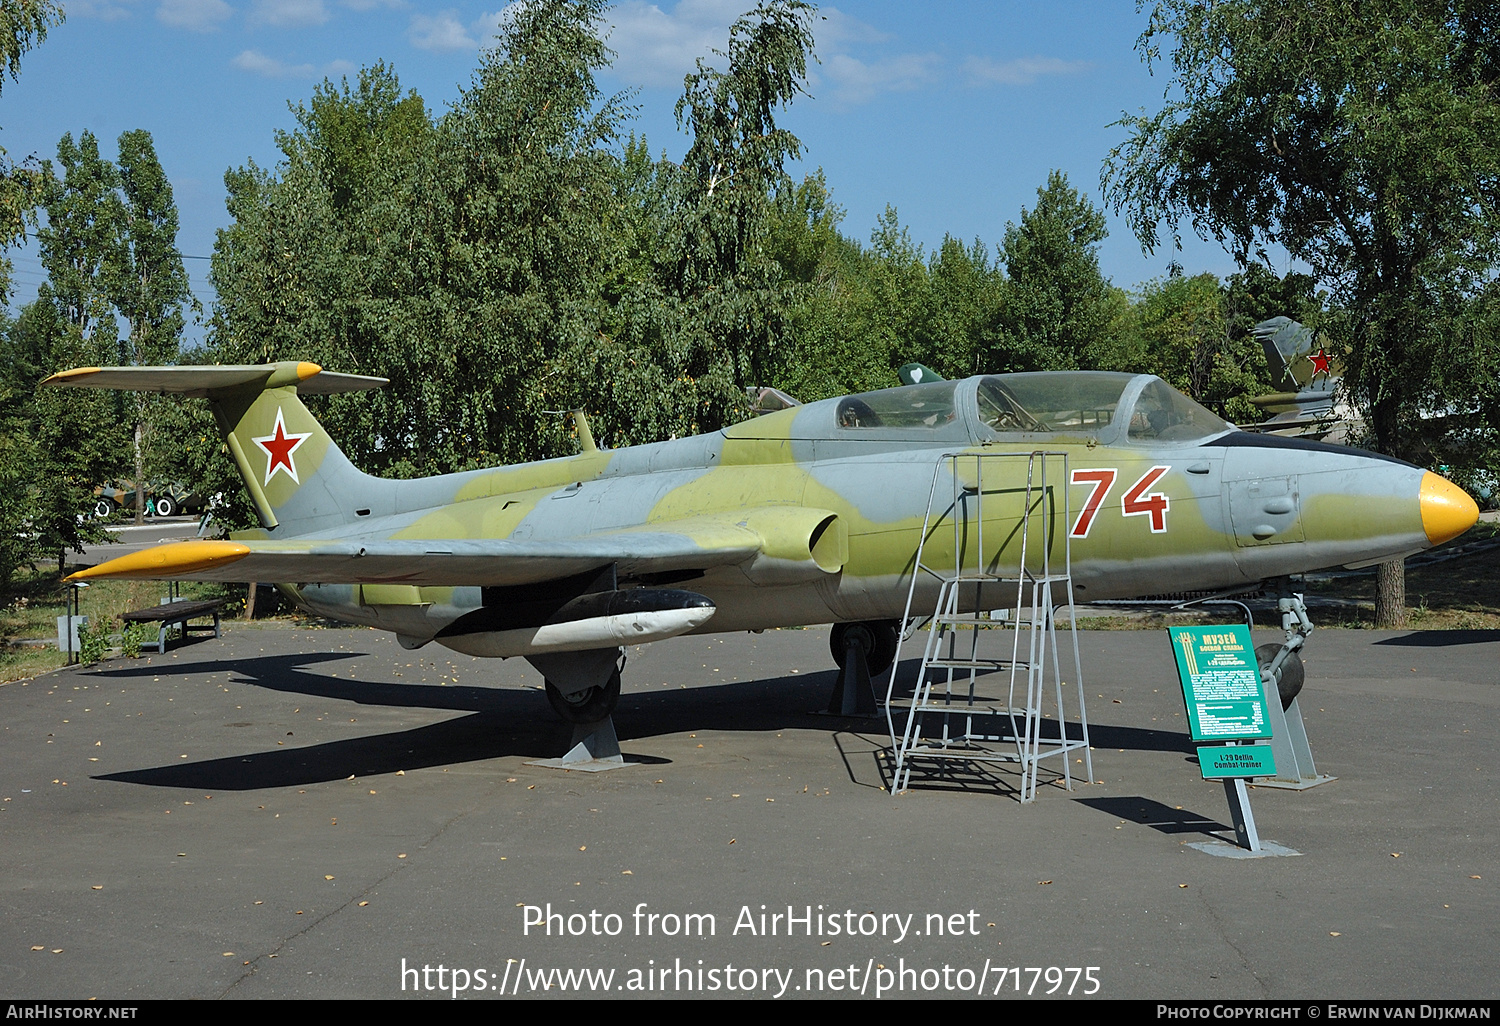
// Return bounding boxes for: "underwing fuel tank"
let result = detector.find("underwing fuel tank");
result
[1216,435,1478,576]
[432,588,716,658]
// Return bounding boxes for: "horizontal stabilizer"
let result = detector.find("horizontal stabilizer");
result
[43,363,387,396]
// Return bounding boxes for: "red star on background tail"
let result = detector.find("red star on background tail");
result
[1308,347,1333,379]
[252,408,312,485]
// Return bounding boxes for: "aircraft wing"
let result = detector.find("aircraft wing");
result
[66,525,766,588]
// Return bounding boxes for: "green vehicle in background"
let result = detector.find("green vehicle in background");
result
[91,480,202,519]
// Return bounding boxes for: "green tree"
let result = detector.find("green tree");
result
[0,0,62,304]
[436,0,627,462]
[759,171,896,400]
[610,0,816,433]
[210,61,445,484]
[29,132,130,569]
[1102,0,1500,625]
[988,171,1123,373]
[0,1,66,599]
[115,129,194,522]
[206,0,818,489]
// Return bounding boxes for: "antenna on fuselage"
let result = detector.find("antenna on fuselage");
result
[542,408,597,453]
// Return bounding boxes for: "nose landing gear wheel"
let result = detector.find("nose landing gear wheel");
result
[1255,643,1304,710]
[544,670,622,724]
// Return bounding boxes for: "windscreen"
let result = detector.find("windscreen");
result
[976,373,1135,434]
[1125,378,1230,442]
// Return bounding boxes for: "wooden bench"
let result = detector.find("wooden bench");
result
[120,598,226,653]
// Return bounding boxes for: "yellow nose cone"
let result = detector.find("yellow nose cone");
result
[1420,472,1479,546]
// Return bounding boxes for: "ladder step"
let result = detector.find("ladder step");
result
[931,615,1042,625]
[904,710,1023,722]
[920,658,1025,670]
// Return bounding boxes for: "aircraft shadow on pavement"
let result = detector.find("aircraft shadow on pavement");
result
[1373,629,1500,647]
[1073,795,1232,839]
[88,652,1191,793]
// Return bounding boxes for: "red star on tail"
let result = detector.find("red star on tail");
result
[1308,347,1333,379]
[252,408,312,485]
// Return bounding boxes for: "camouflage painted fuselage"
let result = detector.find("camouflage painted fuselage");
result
[266,373,1462,655]
[48,364,1475,663]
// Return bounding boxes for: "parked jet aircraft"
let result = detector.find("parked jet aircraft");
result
[1245,316,1350,439]
[45,362,1477,722]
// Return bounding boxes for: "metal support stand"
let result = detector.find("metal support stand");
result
[826,634,878,716]
[1223,777,1262,852]
[885,451,1091,802]
[1189,772,1301,858]
[527,716,630,772]
[1256,589,1334,790]
[1259,696,1333,789]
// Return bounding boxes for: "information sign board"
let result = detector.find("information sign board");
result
[1168,625,1273,742]
[1196,744,1276,779]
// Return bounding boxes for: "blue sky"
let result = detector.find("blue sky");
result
[3,0,1268,342]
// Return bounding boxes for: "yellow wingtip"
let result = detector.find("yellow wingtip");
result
[66,540,252,582]
[295,362,323,381]
[41,366,102,386]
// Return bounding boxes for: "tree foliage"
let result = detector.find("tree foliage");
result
[989,171,1126,373]
[0,126,192,585]
[1102,0,1500,461]
[0,0,62,305]
[208,0,819,493]
[1103,0,1500,626]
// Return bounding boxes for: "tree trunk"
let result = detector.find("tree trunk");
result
[1375,558,1407,628]
[134,420,144,526]
[1369,394,1408,629]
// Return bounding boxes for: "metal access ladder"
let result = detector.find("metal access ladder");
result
[884,451,1092,802]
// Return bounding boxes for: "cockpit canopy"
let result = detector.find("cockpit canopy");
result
[831,371,1231,445]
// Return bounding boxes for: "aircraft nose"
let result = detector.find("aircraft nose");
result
[1420,472,1479,545]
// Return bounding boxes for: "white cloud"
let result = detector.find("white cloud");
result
[232,48,352,79]
[408,7,512,52]
[604,0,742,88]
[233,49,312,77]
[471,8,513,47]
[408,9,476,51]
[157,0,233,31]
[341,0,404,9]
[962,55,1088,86]
[601,2,893,91]
[814,50,1087,108]
[69,0,138,21]
[815,5,889,48]
[819,51,941,104]
[248,0,329,27]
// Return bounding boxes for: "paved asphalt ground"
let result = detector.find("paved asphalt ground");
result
[1,620,1495,1001]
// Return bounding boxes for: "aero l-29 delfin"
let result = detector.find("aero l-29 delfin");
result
[45,362,1478,722]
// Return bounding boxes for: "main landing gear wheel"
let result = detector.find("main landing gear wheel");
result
[154,496,174,517]
[544,670,622,724]
[830,620,899,676]
[1255,643,1304,710]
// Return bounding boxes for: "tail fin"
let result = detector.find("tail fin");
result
[42,362,391,536]
[1252,316,1341,392]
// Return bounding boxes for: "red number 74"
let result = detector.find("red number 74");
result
[1070,466,1171,537]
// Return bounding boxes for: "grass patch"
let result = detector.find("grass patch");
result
[0,568,244,684]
